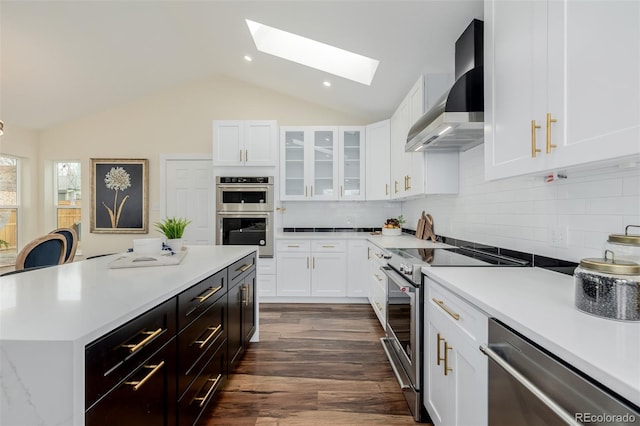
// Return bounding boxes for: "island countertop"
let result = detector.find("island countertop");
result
[0,245,256,426]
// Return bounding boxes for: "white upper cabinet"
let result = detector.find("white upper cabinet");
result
[485,0,640,180]
[339,127,366,201]
[213,120,278,166]
[365,119,391,200]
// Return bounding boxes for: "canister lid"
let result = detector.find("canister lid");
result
[579,257,640,275]
[608,225,640,246]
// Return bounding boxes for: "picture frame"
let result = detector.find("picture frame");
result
[90,158,148,234]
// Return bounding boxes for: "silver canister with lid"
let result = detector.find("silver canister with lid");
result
[574,250,640,321]
[604,224,640,262]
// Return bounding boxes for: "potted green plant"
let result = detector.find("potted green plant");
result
[154,216,191,252]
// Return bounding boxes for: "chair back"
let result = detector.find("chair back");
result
[49,227,78,263]
[15,234,67,270]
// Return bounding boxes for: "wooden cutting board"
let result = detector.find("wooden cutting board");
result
[416,211,426,239]
[423,213,436,241]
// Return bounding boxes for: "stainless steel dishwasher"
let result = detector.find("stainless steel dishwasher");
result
[480,319,640,426]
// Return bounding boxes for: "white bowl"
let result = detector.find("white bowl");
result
[133,238,162,254]
[382,228,401,236]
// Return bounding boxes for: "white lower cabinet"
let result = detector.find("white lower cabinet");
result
[257,257,277,297]
[367,242,388,329]
[275,239,347,297]
[424,275,488,426]
[346,240,369,297]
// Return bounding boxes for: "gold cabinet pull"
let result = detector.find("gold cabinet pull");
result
[122,328,163,354]
[531,120,541,158]
[367,246,371,259]
[546,113,557,153]
[236,263,252,273]
[340,185,344,197]
[321,245,335,248]
[245,149,248,162]
[311,185,314,196]
[406,175,411,190]
[385,183,389,196]
[125,361,165,391]
[305,186,308,197]
[195,285,223,303]
[312,257,315,269]
[374,273,383,282]
[437,333,445,366]
[239,149,243,162]
[432,298,460,321]
[443,341,453,376]
[288,244,300,248]
[375,302,383,311]
[241,285,248,305]
[306,256,309,269]
[394,180,399,194]
[194,324,222,349]
[193,374,222,407]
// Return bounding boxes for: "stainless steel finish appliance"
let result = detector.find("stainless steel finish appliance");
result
[216,176,274,212]
[481,318,640,425]
[216,177,274,257]
[406,19,484,153]
[380,246,528,422]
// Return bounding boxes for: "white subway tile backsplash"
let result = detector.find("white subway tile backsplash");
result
[403,147,640,263]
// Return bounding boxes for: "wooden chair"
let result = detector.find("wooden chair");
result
[49,227,78,263]
[15,234,67,271]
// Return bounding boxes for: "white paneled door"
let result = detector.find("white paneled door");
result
[163,157,214,245]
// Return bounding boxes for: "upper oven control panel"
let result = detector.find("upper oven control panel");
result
[217,177,273,184]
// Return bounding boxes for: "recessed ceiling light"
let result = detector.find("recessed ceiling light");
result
[244,55,253,62]
[246,19,379,86]
[323,81,331,87]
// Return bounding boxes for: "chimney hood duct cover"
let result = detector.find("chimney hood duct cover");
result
[406,19,484,153]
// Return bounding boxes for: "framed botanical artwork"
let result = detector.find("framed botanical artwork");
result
[90,158,148,234]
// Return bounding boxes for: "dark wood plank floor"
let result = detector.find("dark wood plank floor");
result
[200,303,423,425]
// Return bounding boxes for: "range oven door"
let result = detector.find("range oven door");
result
[216,183,273,212]
[380,265,424,422]
[216,212,273,257]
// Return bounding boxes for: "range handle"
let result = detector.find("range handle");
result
[479,344,581,426]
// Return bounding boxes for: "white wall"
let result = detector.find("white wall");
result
[36,74,368,257]
[402,146,640,263]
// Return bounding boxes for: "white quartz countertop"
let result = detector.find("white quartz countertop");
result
[276,232,454,249]
[422,266,640,406]
[0,245,255,345]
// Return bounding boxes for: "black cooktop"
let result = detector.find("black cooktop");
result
[388,247,530,267]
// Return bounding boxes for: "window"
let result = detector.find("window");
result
[0,156,18,256]
[55,162,81,240]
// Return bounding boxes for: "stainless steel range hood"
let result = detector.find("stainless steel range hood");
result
[406,19,484,152]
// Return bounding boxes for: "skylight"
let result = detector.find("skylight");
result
[245,19,379,86]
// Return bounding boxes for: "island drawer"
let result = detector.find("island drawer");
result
[178,269,226,330]
[178,342,227,426]
[178,294,227,398]
[86,339,176,426]
[229,252,256,286]
[85,298,176,409]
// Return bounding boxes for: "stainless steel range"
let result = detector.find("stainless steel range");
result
[380,246,528,422]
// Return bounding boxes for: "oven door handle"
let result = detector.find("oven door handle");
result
[479,344,581,426]
[381,266,417,295]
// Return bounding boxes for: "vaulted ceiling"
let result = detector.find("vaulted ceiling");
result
[0,0,483,130]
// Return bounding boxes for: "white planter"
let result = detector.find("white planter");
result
[382,228,401,236]
[165,238,184,252]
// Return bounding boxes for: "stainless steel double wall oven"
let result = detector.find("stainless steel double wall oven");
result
[215,177,274,257]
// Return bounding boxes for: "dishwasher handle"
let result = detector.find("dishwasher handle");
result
[480,344,581,426]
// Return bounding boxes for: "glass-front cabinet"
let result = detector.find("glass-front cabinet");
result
[280,126,364,201]
[339,127,365,201]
